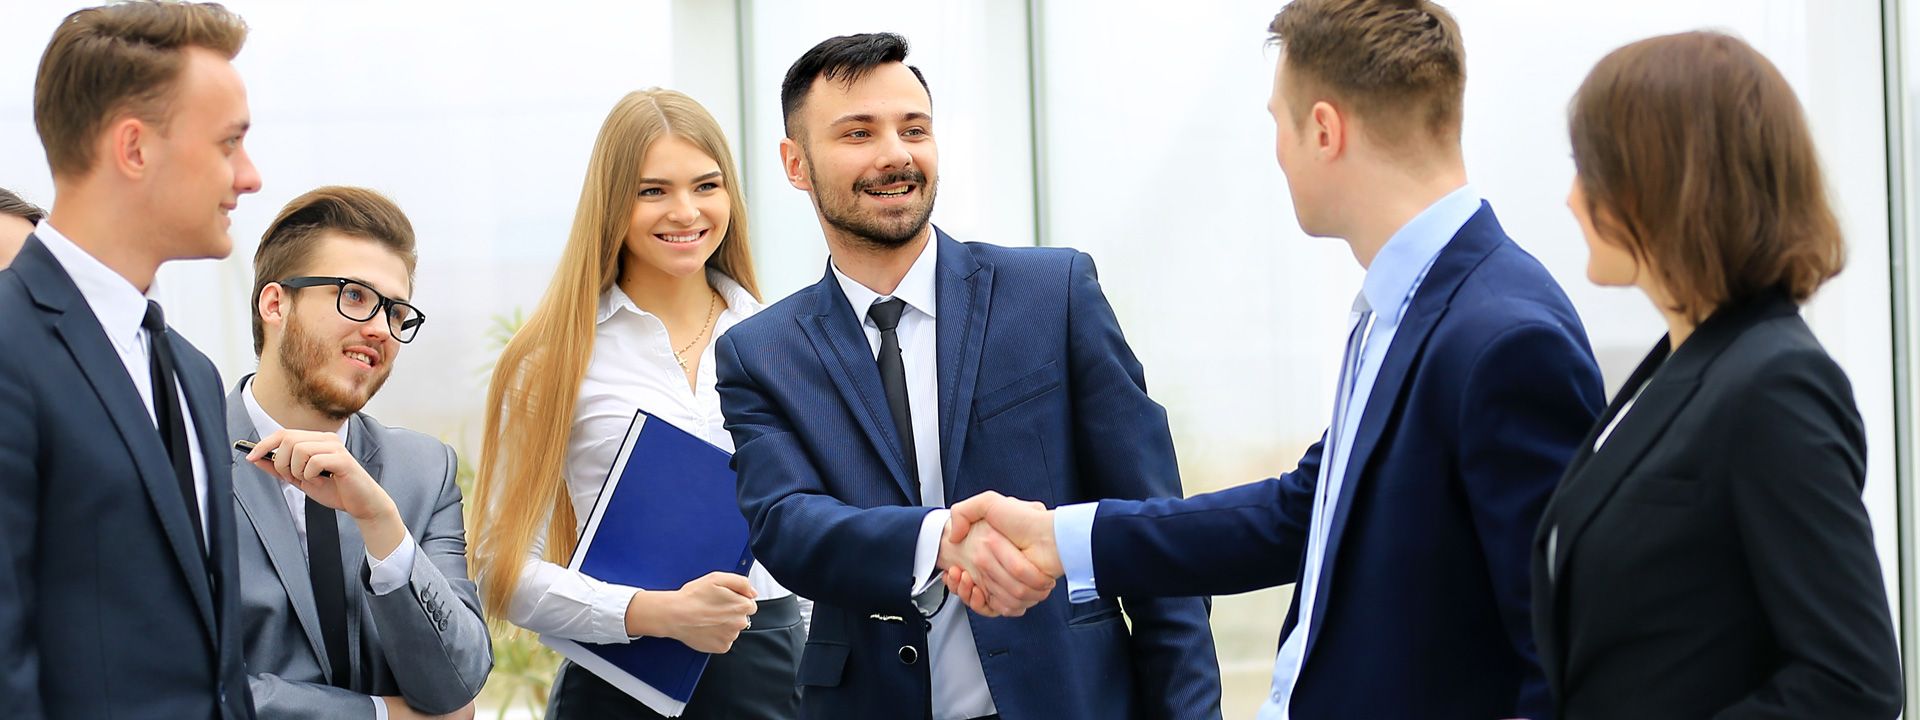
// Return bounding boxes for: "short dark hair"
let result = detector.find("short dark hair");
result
[1269,0,1465,159]
[780,32,930,138]
[0,188,46,225]
[251,186,418,355]
[1570,31,1843,320]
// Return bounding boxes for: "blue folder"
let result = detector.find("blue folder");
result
[539,410,753,716]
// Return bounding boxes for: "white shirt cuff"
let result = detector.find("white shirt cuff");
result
[909,508,950,596]
[366,533,417,596]
[1054,502,1102,603]
[371,694,388,720]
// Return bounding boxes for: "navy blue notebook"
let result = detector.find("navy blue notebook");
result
[539,410,753,717]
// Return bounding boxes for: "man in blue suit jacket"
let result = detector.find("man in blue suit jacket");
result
[0,3,263,718]
[946,3,1604,719]
[717,33,1221,720]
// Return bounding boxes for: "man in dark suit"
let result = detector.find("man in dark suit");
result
[0,3,262,718]
[232,187,491,720]
[946,2,1605,719]
[716,33,1222,720]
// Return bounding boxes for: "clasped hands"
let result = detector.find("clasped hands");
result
[936,491,1063,617]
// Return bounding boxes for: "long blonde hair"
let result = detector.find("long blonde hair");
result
[473,89,760,622]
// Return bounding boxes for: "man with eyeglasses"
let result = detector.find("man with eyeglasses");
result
[230,186,490,720]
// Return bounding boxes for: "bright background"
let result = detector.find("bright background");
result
[0,1,1912,716]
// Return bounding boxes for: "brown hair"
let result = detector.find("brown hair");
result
[0,189,46,225]
[1570,31,1843,320]
[34,1,247,179]
[1268,0,1465,160]
[251,186,419,355]
[473,89,761,623]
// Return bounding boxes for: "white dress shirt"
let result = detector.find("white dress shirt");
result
[507,270,800,645]
[831,236,998,720]
[33,220,210,547]
[241,377,414,719]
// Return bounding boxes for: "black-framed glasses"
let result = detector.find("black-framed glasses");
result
[278,276,426,343]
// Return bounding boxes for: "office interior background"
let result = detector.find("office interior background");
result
[0,0,1915,715]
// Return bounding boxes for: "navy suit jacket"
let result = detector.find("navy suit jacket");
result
[717,230,1222,720]
[0,236,253,719]
[1084,206,1603,719]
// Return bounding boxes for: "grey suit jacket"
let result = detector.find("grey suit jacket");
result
[226,380,492,718]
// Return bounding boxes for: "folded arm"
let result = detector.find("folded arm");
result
[361,443,491,716]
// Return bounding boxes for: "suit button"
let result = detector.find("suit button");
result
[898,645,919,665]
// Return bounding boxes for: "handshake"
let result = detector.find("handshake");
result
[936,491,1066,618]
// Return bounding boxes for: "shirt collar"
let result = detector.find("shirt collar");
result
[32,219,153,348]
[242,375,351,441]
[831,231,939,324]
[1360,184,1482,325]
[596,268,763,326]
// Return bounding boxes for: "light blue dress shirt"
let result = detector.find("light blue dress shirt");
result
[1053,185,1484,718]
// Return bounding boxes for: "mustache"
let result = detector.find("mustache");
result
[854,169,926,192]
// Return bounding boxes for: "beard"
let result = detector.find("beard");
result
[807,157,937,249]
[277,309,388,423]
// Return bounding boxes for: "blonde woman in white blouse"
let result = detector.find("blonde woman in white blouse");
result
[473,89,804,719]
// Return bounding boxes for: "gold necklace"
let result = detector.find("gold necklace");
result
[671,291,721,375]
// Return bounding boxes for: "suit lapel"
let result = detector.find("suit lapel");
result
[798,271,919,503]
[18,238,217,633]
[1304,208,1497,656]
[933,232,992,501]
[1543,293,1798,592]
[225,382,331,672]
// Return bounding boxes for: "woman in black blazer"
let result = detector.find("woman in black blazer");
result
[1533,31,1902,718]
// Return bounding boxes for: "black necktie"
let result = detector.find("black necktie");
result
[141,302,204,551]
[867,298,918,484]
[305,497,353,688]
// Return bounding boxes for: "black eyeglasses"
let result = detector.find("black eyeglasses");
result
[278,276,426,343]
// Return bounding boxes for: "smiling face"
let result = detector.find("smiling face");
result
[781,61,938,249]
[621,134,730,284]
[139,47,261,261]
[266,233,412,421]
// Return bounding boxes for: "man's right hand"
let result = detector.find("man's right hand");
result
[941,491,1062,617]
[626,571,758,653]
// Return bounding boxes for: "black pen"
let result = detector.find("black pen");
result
[233,439,335,478]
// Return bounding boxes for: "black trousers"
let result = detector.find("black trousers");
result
[547,594,804,720]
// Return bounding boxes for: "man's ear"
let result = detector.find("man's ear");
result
[106,116,152,181]
[779,137,812,192]
[256,282,288,340]
[1311,100,1345,161]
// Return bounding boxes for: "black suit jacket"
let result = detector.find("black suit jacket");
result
[0,236,253,719]
[1531,291,1902,718]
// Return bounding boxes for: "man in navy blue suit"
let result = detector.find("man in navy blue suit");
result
[716,33,1221,720]
[0,3,262,718]
[947,2,1605,719]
